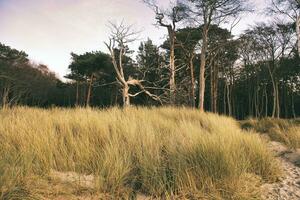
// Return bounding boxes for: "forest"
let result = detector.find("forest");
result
[0,0,299,119]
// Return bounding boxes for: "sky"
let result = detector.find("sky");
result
[0,0,269,79]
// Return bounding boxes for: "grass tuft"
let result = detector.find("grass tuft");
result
[241,118,300,149]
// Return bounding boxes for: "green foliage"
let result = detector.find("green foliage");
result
[68,51,114,79]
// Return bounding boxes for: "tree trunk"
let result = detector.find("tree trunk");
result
[265,86,268,117]
[248,86,252,117]
[123,84,130,107]
[213,63,218,113]
[169,44,176,104]
[291,92,296,118]
[210,61,214,112]
[198,27,208,111]
[189,55,195,108]
[169,32,176,105]
[76,81,79,106]
[223,82,227,115]
[276,82,280,118]
[254,89,258,118]
[2,86,9,108]
[296,16,300,56]
[270,80,280,118]
[226,82,232,116]
[86,74,94,107]
[268,62,278,118]
[210,61,218,113]
[284,86,288,118]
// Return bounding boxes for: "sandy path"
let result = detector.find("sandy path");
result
[261,141,300,200]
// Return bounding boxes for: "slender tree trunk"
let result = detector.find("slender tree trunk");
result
[254,90,258,118]
[169,30,176,105]
[248,87,252,117]
[265,86,268,117]
[226,82,232,116]
[223,82,227,115]
[271,80,277,118]
[276,82,280,118]
[76,81,79,106]
[189,55,195,108]
[83,81,87,106]
[231,84,235,117]
[284,86,288,118]
[268,63,277,118]
[210,61,214,112]
[259,86,265,117]
[198,27,208,111]
[291,92,296,118]
[2,85,10,108]
[210,61,218,113]
[296,15,300,56]
[213,64,218,113]
[230,68,235,117]
[123,84,130,107]
[86,74,94,107]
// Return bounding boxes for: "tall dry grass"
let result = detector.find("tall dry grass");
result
[0,107,281,199]
[241,118,300,149]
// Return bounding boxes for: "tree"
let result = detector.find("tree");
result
[269,0,300,55]
[205,25,235,113]
[104,22,161,107]
[66,51,113,107]
[144,0,188,104]
[176,27,201,107]
[187,0,249,111]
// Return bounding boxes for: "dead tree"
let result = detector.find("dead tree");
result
[104,22,162,107]
[144,0,187,105]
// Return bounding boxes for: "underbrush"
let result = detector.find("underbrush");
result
[0,107,281,199]
[241,118,300,149]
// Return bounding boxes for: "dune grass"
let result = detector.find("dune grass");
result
[0,107,281,199]
[241,118,300,149]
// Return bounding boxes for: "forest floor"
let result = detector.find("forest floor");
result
[261,139,300,200]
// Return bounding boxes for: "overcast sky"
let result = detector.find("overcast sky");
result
[0,0,269,79]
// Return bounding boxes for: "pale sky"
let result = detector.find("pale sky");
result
[0,0,269,79]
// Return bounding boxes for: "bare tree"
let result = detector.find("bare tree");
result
[187,0,249,111]
[104,22,162,107]
[143,0,187,105]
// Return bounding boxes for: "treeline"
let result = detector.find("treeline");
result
[0,44,67,107]
[0,0,299,119]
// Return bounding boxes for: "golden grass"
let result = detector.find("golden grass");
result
[241,118,300,149]
[0,107,281,199]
